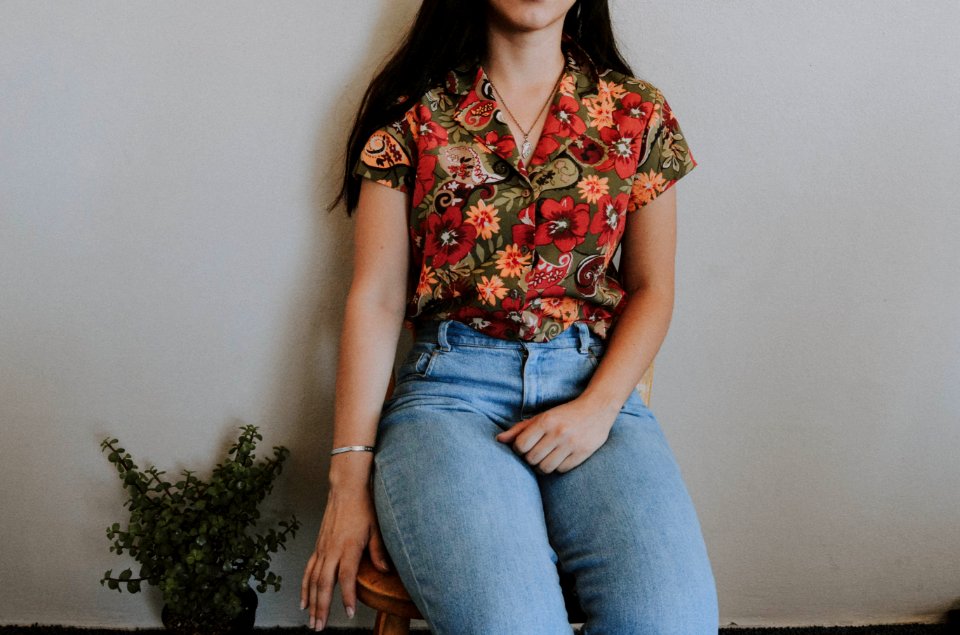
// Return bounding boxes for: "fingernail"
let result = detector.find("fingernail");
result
[346,605,355,618]
[317,617,325,630]
[308,616,315,629]
[300,600,305,610]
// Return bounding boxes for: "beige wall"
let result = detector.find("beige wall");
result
[1,0,958,629]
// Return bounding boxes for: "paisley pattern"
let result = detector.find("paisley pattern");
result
[352,34,697,342]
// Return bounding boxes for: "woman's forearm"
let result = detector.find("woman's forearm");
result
[580,286,674,414]
[328,291,405,492]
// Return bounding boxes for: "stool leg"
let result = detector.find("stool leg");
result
[374,609,411,635]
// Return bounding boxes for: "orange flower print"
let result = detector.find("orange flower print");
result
[584,93,615,130]
[476,274,508,305]
[417,264,438,297]
[495,244,532,278]
[597,78,627,103]
[630,169,668,210]
[541,296,581,325]
[465,200,501,240]
[577,174,609,205]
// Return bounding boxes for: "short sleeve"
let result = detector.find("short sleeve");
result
[627,88,697,212]
[351,112,417,194]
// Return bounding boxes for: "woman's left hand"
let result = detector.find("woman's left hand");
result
[495,395,620,474]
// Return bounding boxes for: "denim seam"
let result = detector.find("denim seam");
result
[374,464,436,630]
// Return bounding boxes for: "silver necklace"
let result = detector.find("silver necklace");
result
[484,64,566,162]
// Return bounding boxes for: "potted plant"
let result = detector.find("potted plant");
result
[99,424,301,635]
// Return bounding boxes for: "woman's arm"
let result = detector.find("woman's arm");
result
[301,178,410,629]
[579,185,677,413]
[328,178,411,492]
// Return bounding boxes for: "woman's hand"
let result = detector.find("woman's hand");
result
[495,395,620,474]
[300,482,393,631]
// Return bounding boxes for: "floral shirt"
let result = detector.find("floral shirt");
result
[351,35,697,342]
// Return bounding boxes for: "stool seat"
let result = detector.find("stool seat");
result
[356,550,424,621]
[356,549,588,632]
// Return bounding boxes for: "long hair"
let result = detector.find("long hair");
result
[328,0,635,216]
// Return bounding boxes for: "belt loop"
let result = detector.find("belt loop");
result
[437,319,452,352]
[575,321,591,354]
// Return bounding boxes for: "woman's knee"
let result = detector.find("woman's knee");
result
[371,455,575,634]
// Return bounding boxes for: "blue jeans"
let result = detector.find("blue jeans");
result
[371,319,718,634]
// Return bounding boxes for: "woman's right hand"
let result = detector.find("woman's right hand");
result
[300,481,393,631]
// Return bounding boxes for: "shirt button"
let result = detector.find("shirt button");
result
[521,188,531,197]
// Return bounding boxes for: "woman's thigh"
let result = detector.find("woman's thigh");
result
[538,397,719,635]
[372,401,575,635]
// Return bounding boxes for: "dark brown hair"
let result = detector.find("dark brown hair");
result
[328,0,636,216]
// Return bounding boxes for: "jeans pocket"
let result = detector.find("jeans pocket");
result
[395,343,441,384]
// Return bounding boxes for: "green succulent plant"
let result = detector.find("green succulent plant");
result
[99,424,301,628]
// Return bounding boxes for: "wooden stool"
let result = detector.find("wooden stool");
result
[357,328,655,634]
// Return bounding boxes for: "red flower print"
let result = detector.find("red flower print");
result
[501,293,524,314]
[535,196,590,252]
[614,92,654,128]
[480,130,518,156]
[543,95,587,140]
[598,117,645,179]
[526,283,566,300]
[413,153,437,208]
[451,306,516,339]
[412,103,448,150]
[661,95,680,130]
[589,192,629,249]
[530,95,587,165]
[423,206,478,268]
[510,203,536,247]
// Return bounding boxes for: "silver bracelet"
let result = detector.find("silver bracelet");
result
[330,445,375,456]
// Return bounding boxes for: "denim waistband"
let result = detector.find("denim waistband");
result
[412,319,603,354]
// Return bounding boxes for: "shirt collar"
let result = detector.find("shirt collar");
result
[445,34,599,182]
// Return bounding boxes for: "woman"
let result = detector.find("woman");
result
[301,0,717,632]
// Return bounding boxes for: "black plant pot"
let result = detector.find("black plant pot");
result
[161,585,258,635]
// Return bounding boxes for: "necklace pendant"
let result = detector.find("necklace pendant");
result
[520,138,532,160]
